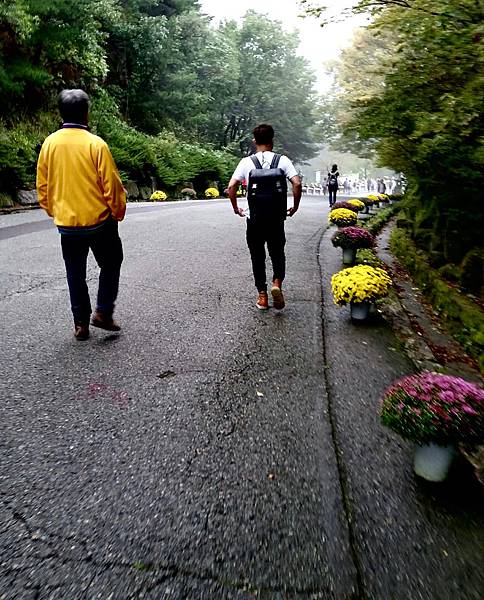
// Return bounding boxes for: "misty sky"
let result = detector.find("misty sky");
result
[199,0,369,92]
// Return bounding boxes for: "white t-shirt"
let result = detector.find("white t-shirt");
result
[231,151,298,183]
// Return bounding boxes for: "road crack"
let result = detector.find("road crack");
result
[317,224,367,600]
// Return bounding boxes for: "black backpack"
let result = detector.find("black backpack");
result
[247,154,287,221]
[328,172,338,186]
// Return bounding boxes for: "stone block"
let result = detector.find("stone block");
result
[17,190,39,206]
[139,186,152,200]
[125,180,140,199]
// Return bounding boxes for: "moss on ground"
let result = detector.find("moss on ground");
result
[360,203,400,235]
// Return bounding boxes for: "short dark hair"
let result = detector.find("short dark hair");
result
[58,89,89,123]
[253,124,274,145]
[331,164,338,172]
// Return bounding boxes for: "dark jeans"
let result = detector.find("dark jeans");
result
[60,221,123,325]
[328,185,338,206]
[246,217,286,293]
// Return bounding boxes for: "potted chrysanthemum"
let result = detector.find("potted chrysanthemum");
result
[360,197,374,214]
[150,190,168,202]
[205,187,219,199]
[380,373,484,482]
[331,264,392,320]
[347,199,366,212]
[328,208,358,228]
[367,194,380,210]
[331,201,359,214]
[331,226,375,265]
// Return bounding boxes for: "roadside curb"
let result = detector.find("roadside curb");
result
[376,219,481,383]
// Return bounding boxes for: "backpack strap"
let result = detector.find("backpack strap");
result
[250,155,263,169]
[270,154,281,169]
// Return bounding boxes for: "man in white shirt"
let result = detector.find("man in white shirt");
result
[228,124,302,310]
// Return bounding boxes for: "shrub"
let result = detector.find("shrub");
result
[0,113,58,192]
[331,265,392,305]
[380,373,484,445]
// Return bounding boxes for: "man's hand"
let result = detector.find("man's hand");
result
[234,207,245,217]
[287,206,298,217]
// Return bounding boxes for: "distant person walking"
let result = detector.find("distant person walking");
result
[327,164,339,206]
[36,89,126,340]
[227,124,302,311]
[377,178,387,194]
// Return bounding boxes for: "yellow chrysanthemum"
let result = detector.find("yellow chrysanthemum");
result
[347,199,365,211]
[205,187,219,198]
[328,208,358,226]
[150,190,167,201]
[331,265,393,306]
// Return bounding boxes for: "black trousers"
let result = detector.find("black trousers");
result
[60,221,123,325]
[328,185,338,206]
[246,218,286,293]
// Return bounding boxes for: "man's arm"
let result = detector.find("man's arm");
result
[36,144,53,217]
[227,177,245,217]
[287,175,302,217]
[97,143,126,221]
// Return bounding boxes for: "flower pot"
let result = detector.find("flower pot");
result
[342,248,356,265]
[414,443,456,482]
[350,301,371,320]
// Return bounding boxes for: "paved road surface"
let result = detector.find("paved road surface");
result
[1,197,482,599]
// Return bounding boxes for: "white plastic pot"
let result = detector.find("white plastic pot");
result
[342,248,356,265]
[414,443,456,482]
[350,301,371,320]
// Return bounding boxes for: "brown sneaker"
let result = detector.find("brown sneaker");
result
[74,324,89,341]
[256,291,269,310]
[91,311,121,332]
[271,284,285,310]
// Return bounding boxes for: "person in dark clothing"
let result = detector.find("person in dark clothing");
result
[227,124,302,311]
[327,164,339,206]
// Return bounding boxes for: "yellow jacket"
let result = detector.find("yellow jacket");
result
[36,128,126,227]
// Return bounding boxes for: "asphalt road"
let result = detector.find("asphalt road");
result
[0,196,482,599]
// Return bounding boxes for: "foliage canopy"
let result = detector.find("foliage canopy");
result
[302,0,484,272]
[0,1,319,194]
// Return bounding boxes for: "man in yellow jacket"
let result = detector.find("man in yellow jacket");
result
[36,89,126,340]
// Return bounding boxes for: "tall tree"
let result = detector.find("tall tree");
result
[304,0,484,264]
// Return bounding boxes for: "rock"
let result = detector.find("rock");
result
[125,180,140,199]
[17,190,39,206]
[139,186,152,200]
